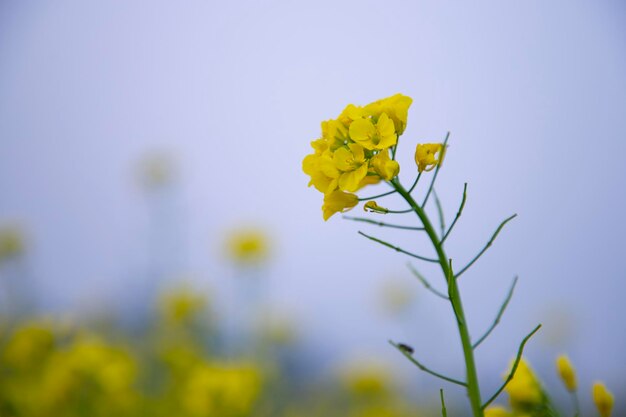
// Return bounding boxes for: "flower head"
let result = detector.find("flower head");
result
[322,191,359,221]
[593,382,614,417]
[303,94,412,220]
[415,143,445,173]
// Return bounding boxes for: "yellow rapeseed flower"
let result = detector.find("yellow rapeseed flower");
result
[370,150,400,180]
[592,382,614,417]
[334,143,369,192]
[349,113,397,150]
[415,143,445,172]
[364,93,413,135]
[322,191,359,221]
[555,354,577,392]
[303,94,412,219]
[302,151,340,194]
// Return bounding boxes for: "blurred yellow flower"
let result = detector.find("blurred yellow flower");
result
[592,382,614,417]
[555,354,577,392]
[159,286,208,324]
[341,362,391,398]
[182,361,262,417]
[226,228,270,264]
[484,405,513,417]
[0,225,24,263]
[3,321,55,369]
[504,358,544,410]
[414,143,445,173]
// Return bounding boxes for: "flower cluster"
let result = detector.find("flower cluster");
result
[302,94,412,220]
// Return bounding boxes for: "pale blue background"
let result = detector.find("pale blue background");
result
[1,0,625,405]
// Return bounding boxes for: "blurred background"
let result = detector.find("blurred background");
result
[0,1,625,416]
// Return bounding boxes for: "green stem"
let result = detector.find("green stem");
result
[392,180,484,417]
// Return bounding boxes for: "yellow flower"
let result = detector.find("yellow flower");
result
[484,405,513,417]
[182,361,262,417]
[334,143,369,192]
[226,228,270,264]
[159,286,207,323]
[349,113,397,150]
[415,143,445,172]
[556,355,577,392]
[364,93,413,135]
[592,382,614,417]
[363,201,388,214]
[302,151,339,194]
[505,358,543,409]
[322,191,359,221]
[370,150,399,180]
[322,119,351,151]
[338,104,366,127]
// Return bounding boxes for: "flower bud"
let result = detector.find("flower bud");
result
[555,355,577,392]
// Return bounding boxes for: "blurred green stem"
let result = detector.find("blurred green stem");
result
[391,179,484,417]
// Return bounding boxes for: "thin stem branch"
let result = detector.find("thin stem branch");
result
[441,183,468,244]
[358,189,397,201]
[391,180,484,417]
[407,172,422,194]
[455,214,517,279]
[481,324,542,410]
[473,276,519,349]
[571,390,581,417]
[407,263,449,300]
[433,189,446,237]
[343,216,425,231]
[358,231,439,263]
[390,341,467,387]
[421,131,450,207]
[440,389,448,417]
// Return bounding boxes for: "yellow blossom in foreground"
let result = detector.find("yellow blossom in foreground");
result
[349,113,397,150]
[364,93,413,135]
[484,405,513,417]
[322,190,359,221]
[334,143,369,192]
[302,151,339,194]
[592,382,614,417]
[226,228,270,264]
[415,143,445,172]
[303,94,412,219]
[370,150,400,180]
[556,354,577,392]
[505,358,543,409]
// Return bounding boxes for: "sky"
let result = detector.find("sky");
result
[1,0,625,395]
